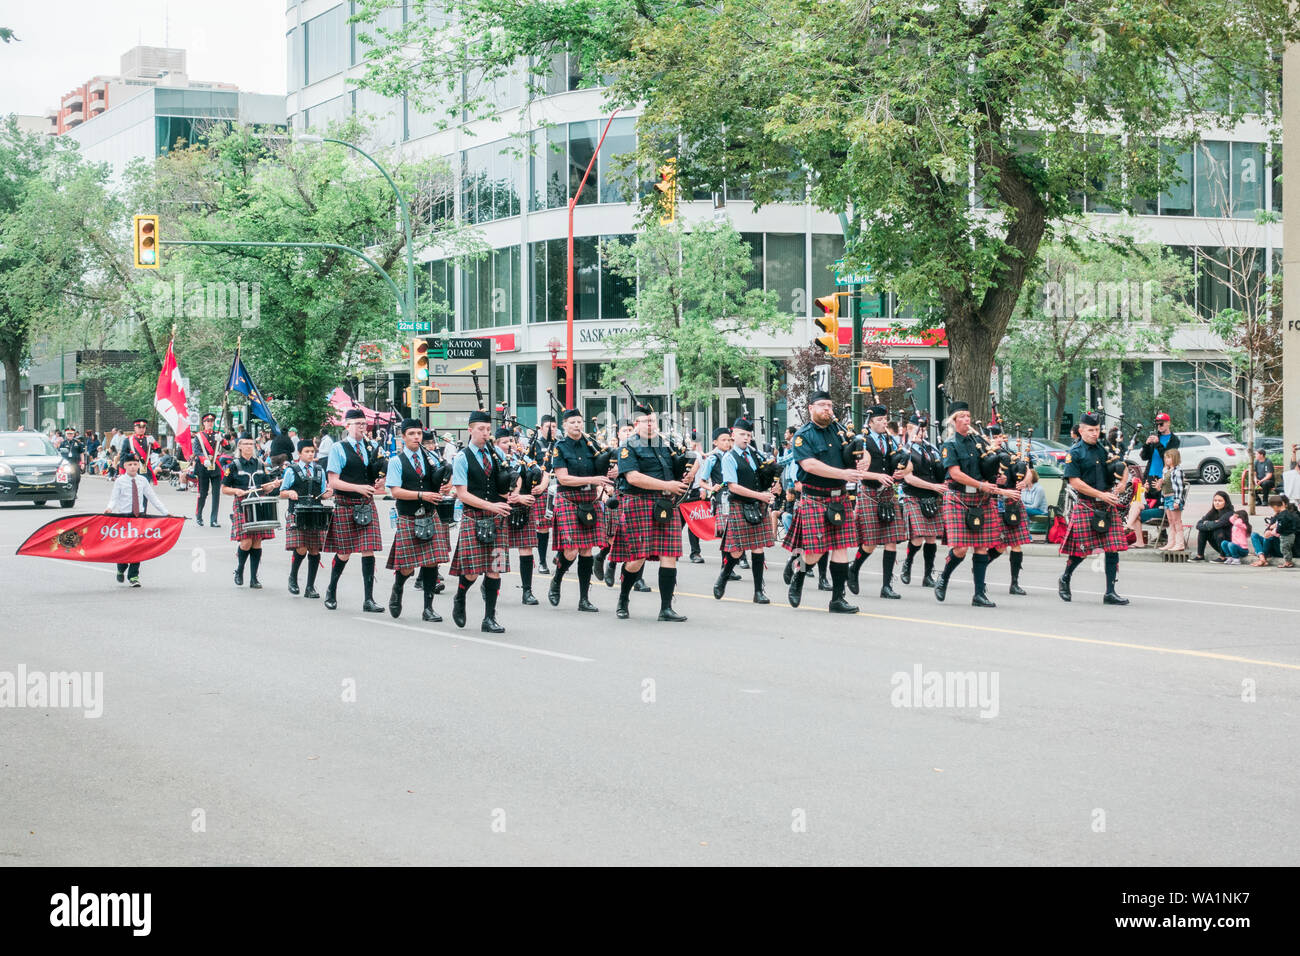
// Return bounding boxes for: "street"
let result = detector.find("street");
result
[2,481,1297,867]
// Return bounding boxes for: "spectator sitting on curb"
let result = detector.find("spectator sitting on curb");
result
[1251,495,1299,568]
[1220,509,1252,564]
[1192,490,1233,562]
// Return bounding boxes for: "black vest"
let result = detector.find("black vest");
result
[287,462,323,513]
[395,449,440,517]
[730,447,759,491]
[462,443,503,503]
[904,441,943,497]
[336,440,373,497]
[861,431,893,489]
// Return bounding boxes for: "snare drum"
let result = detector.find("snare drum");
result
[240,494,281,532]
[293,500,331,533]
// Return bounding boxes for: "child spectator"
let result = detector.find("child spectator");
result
[1158,449,1186,551]
[1221,509,1252,564]
[1251,495,1298,568]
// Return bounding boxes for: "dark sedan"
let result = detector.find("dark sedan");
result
[0,432,80,507]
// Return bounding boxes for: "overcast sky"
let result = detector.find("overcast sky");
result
[2,0,286,116]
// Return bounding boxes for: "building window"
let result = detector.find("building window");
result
[1194,140,1231,217]
[515,364,537,427]
[461,140,521,224]
[462,246,520,329]
[1158,142,1194,216]
[530,120,637,210]
[304,5,347,87]
[417,260,454,333]
[529,235,631,322]
[764,233,807,314]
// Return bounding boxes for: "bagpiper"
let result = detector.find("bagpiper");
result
[531,414,559,574]
[1059,411,1130,605]
[384,418,453,621]
[322,408,386,613]
[280,439,330,598]
[495,427,550,606]
[448,409,513,632]
[846,404,910,600]
[984,424,1032,596]
[547,407,611,612]
[713,417,775,603]
[898,414,946,588]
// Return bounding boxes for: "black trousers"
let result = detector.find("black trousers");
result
[1196,529,1225,558]
[116,562,140,577]
[195,469,221,520]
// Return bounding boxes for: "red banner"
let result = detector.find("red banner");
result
[679,499,717,541]
[16,514,185,564]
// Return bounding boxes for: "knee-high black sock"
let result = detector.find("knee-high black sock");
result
[394,569,409,592]
[829,560,848,602]
[306,553,321,588]
[986,547,1003,563]
[620,567,637,602]
[881,549,897,587]
[923,542,937,576]
[421,566,437,609]
[236,548,250,573]
[536,531,549,558]
[751,552,765,591]
[1104,551,1119,590]
[941,551,965,583]
[483,576,501,617]
[659,566,677,610]
[519,554,534,592]
[596,546,609,562]
[290,551,305,582]
[818,553,830,577]
[971,552,989,594]
[457,575,472,596]
[361,555,376,601]
[1062,554,1084,581]
[576,555,594,599]
[719,552,740,578]
[553,553,574,583]
[328,556,347,592]
[850,548,868,573]
[249,548,262,579]
[1009,550,1023,584]
[905,541,920,567]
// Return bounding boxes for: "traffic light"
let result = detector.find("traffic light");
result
[856,362,894,393]
[412,337,429,383]
[133,214,159,269]
[813,293,842,356]
[655,159,677,225]
[418,387,441,407]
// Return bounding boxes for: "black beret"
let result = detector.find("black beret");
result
[494,427,513,440]
[468,410,492,425]
[399,418,423,434]
[867,404,888,419]
[808,391,833,405]
[1080,412,1101,427]
[633,401,654,417]
[986,423,1004,435]
[422,430,437,441]
[907,413,923,425]
[562,408,583,421]
[540,414,556,424]
[712,426,732,441]
[297,440,314,452]
[948,401,969,413]
[732,418,754,432]
[120,452,140,463]
[344,408,366,422]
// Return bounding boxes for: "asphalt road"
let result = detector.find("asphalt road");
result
[2,480,1297,866]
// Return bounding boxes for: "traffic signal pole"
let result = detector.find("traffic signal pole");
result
[850,282,863,427]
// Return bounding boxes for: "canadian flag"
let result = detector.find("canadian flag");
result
[154,338,193,459]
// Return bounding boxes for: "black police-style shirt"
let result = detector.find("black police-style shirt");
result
[791,421,853,491]
[1063,439,1110,493]
[940,430,987,489]
[222,455,264,491]
[551,435,600,482]
[59,439,84,463]
[617,434,674,493]
[904,439,944,497]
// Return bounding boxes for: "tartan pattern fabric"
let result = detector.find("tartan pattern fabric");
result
[940,491,1003,549]
[502,504,539,550]
[608,493,683,563]
[448,506,511,576]
[783,494,859,555]
[1059,501,1129,557]
[230,501,276,542]
[998,499,1033,547]
[283,509,328,552]
[386,514,452,571]
[323,497,384,554]
[534,498,554,532]
[553,490,606,551]
[719,503,774,552]
[901,494,946,540]
[603,493,621,542]
[855,487,909,547]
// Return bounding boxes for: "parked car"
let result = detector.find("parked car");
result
[0,432,80,507]
[1252,437,1284,456]
[1027,438,1071,464]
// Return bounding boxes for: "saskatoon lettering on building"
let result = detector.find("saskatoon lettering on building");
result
[578,327,637,345]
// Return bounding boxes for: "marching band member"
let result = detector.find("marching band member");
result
[1059,412,1130,605]
[222,436,280,589]
[714,417,774,603]
[322,408,386,613]
[846,404,909,600]
[898,414,945,588]
[124,418,161,484]
[532,414,559,575]
[104,452,168,587]
[384,418,452,621]
[547,407,611,612]
[449,410,512,632]
[280,439,329,598]
[193,413,226,526]
[496,427,549,606]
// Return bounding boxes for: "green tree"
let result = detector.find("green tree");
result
[353,0,1294,422]
[597,221,791,409]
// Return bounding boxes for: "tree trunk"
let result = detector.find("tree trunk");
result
[1051,379,1069,444]
[941,311,1000,423]
[3,352,22,429]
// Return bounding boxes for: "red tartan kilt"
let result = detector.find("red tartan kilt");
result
[553,491,606,551]
[386,514,452,571]
[855,487,909,546]
[998,499,1033,547]
[230,501,276,542]
[783,494,859,554]
[901,494,945,540]
[284,509,327,552]
[941,491,1003,549]
[449,507,512,576]
[603,495,621,540]
[720,506,775,552]
[1060,502,1128,556]
[323,498,384,554]
[501,504,540,549]
[534,499,554,532]
[608,494,682,563]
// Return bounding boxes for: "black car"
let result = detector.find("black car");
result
[0,432,80,507]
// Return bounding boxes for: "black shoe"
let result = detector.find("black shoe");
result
[422,607,442,622]
[593,556,605,581]
[783,558,795,586]
[818,575,832,592]
[934,577,948,602]
[1058,575,1072,602]
[537,561,550,575]
[452,595,466,628]
[1009,582,1027,596]
[1103,590,1130,606]
[727,569,741,581]
[753,589,770,604]
[788,571,806,608]
[577,598,599,612]
[433,578,445,594]
[413,576,423,590]
[846,565,860,595]
[389,582,403,618]
[880,585,901,600]
[604,563,616,588]
[195,516,204,526]
[828,598,859,614]
[921,571,936,588]
[616,598,629,619]
[633,578,652,593]
[899,562,912,585]
[362,599,384,613]
[288,578,300,595]
[249,577,262,590]
[234,569,243,587]
[304,586,320,599]
[482,616,505,633]
[972,591,996,608]
[658,608,687,622]
[738,556,749,569]
[116,571,125,583]
[324,590,337,610]
[713,572,729,600]
[521,589,539,606]
[548,576,562,606]
[689,552,704,564]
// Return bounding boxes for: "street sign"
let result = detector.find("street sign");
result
[418,337,494,431]
[833,259,873,287]
[397,321,432,333]
[813,364,830,393]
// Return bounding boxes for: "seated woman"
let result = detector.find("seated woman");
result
[1192,491,1234,561]
[1020,469,1048,517]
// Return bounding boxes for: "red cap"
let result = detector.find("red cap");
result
[1155,413,1171,422]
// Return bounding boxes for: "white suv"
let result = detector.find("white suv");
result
[1127,432,1245,484]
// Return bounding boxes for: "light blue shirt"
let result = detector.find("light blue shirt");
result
[326,438,369,475]
[722,447,757,485]
[452,441,494,487]
[280,461,323,494]
[385,447,439,490]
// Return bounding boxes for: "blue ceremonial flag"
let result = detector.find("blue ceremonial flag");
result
[226,351,281,435]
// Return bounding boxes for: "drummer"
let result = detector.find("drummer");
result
[222,436,281,589]
[280,439,330,599]
[383,418,453,621]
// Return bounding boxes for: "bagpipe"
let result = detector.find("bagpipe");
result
[545,388,613,475]
[1093,408,1138,508]
[903,388,944,482]
[974,392,1013,483]
[619,380,695,484]
[734,385,781,496]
